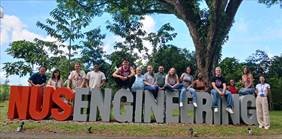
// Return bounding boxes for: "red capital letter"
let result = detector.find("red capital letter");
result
[51,88,74,121]
[7,86,30,120]
[29,87,54,120]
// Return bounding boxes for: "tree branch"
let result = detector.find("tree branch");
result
[162,0,202,49]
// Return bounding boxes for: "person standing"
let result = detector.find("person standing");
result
[256,75,271,130]
[112,59,135,89]
[239,66,255,95]
[28,66,47,87]
[154,66,166,90]
[47,69,63,89]
[144,65,159,98]
[67,63,86,91]
[85,64,106,90]
[211,67,234,114]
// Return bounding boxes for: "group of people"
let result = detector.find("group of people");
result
[28,59,271,129]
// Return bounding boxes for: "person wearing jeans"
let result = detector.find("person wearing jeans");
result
[211,67,234,114]
[164,67,182,91]
[144,65,159,99]
[179,66,197,107]
[179,80,197,107]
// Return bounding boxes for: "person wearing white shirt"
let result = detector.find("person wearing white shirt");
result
[67,63,86,91]
[255,75,271,130]
[85,64,106,89]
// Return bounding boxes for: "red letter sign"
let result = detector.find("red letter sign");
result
[7,86,30,120]
[51,88,74,121]
[29,87,54,120]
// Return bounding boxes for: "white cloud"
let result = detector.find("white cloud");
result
[1,15,40,45]
[141,15,156,33]
[0,15,60,85]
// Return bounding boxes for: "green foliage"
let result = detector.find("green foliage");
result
[268,55,282,110]
[145,23,177,54]
[219,57,243,83]
[269,55,282,78]
[36,0,95,72]
[3,41,48,77]
[258,0,281,7]
[80,28,106,69]
[0,85,9,102]
[148,46,195,75]
[106,14,147,60]
[269,77,282,110]
[246,50,271,81]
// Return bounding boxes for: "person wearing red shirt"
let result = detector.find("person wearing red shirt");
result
[227,79,238,94]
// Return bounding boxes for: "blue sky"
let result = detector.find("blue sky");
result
[0,0,281,85]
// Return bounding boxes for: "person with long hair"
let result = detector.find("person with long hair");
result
[164,67,182,91]
[179,66,197,107]
[256,75,271,130]
[239,66,255,96]
[47,69,63,89]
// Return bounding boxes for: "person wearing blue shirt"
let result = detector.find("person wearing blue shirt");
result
[28,66,47,86]
[131,67,144,92]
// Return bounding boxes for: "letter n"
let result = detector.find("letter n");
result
[7,86,30,120]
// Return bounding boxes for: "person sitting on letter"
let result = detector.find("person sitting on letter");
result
[211,67,234,114]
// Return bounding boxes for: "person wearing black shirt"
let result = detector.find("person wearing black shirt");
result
[211,67,234,114]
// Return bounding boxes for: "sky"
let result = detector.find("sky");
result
[0,0,281,85]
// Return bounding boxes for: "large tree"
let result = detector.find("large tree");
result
[36,0,96,72]
[73,0,278,82]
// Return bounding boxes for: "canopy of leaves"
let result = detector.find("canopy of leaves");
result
[148,46,195,75]
[219,57,243,84]
[80,28,106,69]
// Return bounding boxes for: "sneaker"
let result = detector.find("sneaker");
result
[259,125,263,128]
[179,102,183,107]
[214,108,219,112]
[154,99,157,103]
[264,126,270,130]
[226,108,234,114]
[193,102,198,107]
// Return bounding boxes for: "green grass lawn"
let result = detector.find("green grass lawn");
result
[0,100,282,137]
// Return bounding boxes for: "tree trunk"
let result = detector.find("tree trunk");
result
[194,42,219,85]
